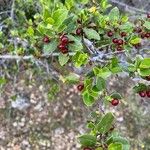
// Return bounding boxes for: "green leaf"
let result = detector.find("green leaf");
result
[133,83,147,93]
[65,0,74,9]
[143,21,150,30]
[100,0,112,10]
[96,77,106,91]
[138,68,150,76]
[93,67,111,79]
[68,35,83,51]
[53,9,68,28]
[110,92,122,99]
[107,136,130,150]
[83,28,100,40]
[87,122,95,129]
[139,58,150,69]
[0,77,7,85]
[27,26,34,36]
[82,91,95,106]
[43,8,51,22]
[97,112,115,134]
[119,22,134,32]
[58,54,70,66]
[108,143,123,150]
[80,0,89,4]
[0,43,3,49]
[65,73,80,83]
[96,148,103,150]
[78,134,96,147]
[109,7,120,21]
[73,51,89,67]
[45,17,55,25]
[43,40,58,54]
[129,37,141,45]
[127,64,136,72]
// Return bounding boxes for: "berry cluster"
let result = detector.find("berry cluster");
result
[139,90,150,98]
[111,98,120,106]
[58,34,69,54]
[107,30,125,51]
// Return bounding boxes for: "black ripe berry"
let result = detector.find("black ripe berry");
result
[77,84,84,91]
[139,91,146,97]
[112,38,118,44]
[107,31,113,37]
[121,32,127,37]
[117,39,124,45]
[43,36,50,43]
[146,91,150,98]
[76,28,83,35]
[61,36,69,44]
[111,99,119,106]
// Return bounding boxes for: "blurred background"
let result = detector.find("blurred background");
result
[0,0,150,149]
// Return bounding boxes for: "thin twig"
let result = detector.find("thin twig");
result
[10,0,15,22]
[0,52,75,60]
[0,10,11,15]
[109,0,148,14]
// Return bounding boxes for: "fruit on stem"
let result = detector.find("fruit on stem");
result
[43,36,50,43]
[111,99,119,106]
[77,84,84,91]
[139,91,146,97]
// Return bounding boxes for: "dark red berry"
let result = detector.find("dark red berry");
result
[117,46,123,51]
[141,32,146,39]
[77,84,84,91]
[134,27,142,33]
[146,91,150,97]
[117,39,124,45]
[58,44,67,50]
[76,28,83,35]
[83,148,92,150]
[147,13,150,18]
[107,31,113,37]
[111,99,119,106]
[43,36,50,43]
[61,48,68,54]
[139,91,146,97]
[61,36,69,44]
[145,33,150,38]
[112,38,118,44]
[121,32,127,37]
[59,33,66,40]
[145,76,150,81]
